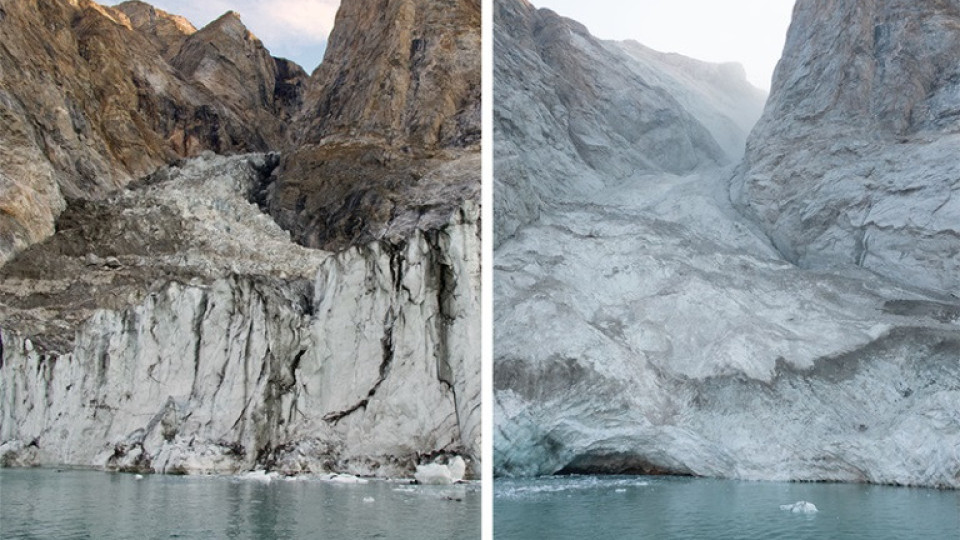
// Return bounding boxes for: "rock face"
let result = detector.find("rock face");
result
[731,0,960,293]
[493,0,960,488]
[113,0,197,60]
[0,0,300,264]
[299,0,481,149]
[1,0,480,478]
[262,0,482,251]
[171,11,304,146]
[493,0,764,245]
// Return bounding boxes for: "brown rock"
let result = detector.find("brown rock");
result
[298,0,481,149]
[171,11,300,148]
[0,0,304,263]
[112,0,196,60]
[262,145,479,250]
[263,0,482,251]
[0,0,479,260]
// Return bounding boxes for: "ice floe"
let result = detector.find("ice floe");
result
[780,501,818,514]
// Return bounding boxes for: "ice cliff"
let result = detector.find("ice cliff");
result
[1,0,480,478]
[494,0,960,488]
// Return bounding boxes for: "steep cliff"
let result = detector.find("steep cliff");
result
[731,0,960,293]
[493,0,960,488]
[262,0,482,251]
[493,0,764,245]
[1,0,480,478]
[298,0,481,149]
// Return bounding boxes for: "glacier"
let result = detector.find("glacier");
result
[493,0,960,488]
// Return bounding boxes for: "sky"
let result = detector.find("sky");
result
[104,0,341,72]
[532,0,796,90]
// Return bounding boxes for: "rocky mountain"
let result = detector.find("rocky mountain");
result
[493,0,765,246]
[262,0,481,251]
[494,0,960,488]
[299,0,480,150]
[112,0,196,60]
[1,0,480,478]
[0,0,302,265]
[731,0,960,294]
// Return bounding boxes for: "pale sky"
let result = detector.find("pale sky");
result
[532,0,796,90]
[105,0,340,72]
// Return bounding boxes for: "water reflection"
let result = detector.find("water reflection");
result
[495,475,960,540]
[1,469,480,539]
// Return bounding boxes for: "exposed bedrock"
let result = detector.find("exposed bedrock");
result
[731,0,960,293]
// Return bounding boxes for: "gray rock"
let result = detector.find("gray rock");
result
[731,0,960,294]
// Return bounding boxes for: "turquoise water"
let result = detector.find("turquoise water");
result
[0,468,479,539]
[495,475,960,539]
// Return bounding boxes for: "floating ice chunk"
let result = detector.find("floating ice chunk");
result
[780,501,818,514]
[447,456,466,482]
[134,474,144,480]
[238,470,276,483]
[414,463,455,485]
[614,488,626,493]
[363,497,375,503]
[414,457,467,485]
[320,473,368,484]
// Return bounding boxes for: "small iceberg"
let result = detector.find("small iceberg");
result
[237,470,278,483]
[319,473,369,484]
[414,456,466,485]
[780,501,818,514]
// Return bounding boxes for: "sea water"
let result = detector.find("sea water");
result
[0,468,479,539]
[495,475,959,539]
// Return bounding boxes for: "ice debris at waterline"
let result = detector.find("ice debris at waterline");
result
[780,501,819,514]
[415,456,467,485]
[320,474,370,484]
[236,470,279,483]
[231,471,378,484]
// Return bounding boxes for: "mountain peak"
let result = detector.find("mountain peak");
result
[201,10,253,41]
[113,0,197,59]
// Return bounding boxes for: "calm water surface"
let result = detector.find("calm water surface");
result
[1,468,479,539]
[495,475,959,539]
